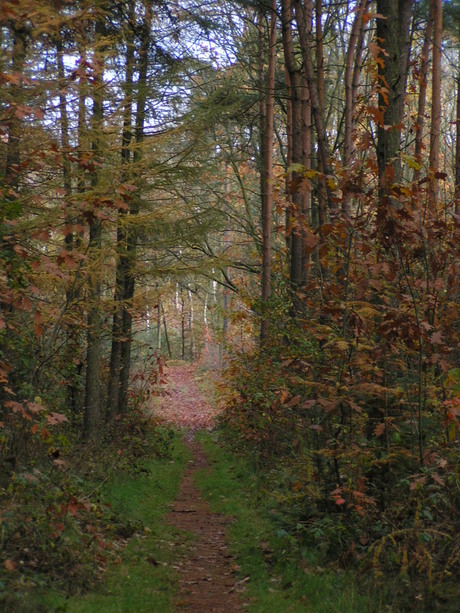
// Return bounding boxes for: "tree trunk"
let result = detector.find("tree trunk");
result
[342,0,367,215]
[294,0,334,217]
[5,25,26,197]
[428,0,442,204]
[107,1,135,421]
[188,286,195,359]
[413,11,432,180]
[260,0,277,342]
[118,2,151,414]
[375,0,413,245]
[315,0,325,120]
[281,0,310,293]
[376,0,413,188]
[83,19,105,441]
[161,303,172,358]
[57,37,83,417]
[455,59,460,223]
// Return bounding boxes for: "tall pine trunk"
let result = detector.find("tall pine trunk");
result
[455,59,460,223]
[83,20,105,440]
[281,0,311,294]
[260,0,277,342]
[107,2,135,421]
[376,0,413,189]
[428,0,442,205]
[118,2,151,414]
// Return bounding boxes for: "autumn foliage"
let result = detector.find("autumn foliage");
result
[219,152,459,607]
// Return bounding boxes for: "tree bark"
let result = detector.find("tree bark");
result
[455,60,460,223]
[107,1,135,421]
[376,0,413,188]
[342,0,367,215]
[281,0,311,292]
[294,0,334,217]
[428,0,442,204]
[413,10,433,180]
[83,19,105,441]
[118,1,151,414]
[5,25,26,196]
[260,0,277,342]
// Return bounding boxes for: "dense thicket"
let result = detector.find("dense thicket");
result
[0,0,459,609]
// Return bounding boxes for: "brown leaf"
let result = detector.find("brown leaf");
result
[46,412,68,425]
[4,559,17,572]
[430,331,443,345]
[374,423,385,437]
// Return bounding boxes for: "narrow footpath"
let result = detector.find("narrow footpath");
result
[167,435,243,612]
[153,363,244,612]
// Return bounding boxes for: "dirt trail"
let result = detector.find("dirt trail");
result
[167,435,243,612]
[155,364,244,612]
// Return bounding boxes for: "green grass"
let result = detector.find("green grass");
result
[195,431,379,613]
[33,434,191,613]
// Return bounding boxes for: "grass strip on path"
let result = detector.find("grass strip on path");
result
[195,431,379,613]
[35,433,191,613]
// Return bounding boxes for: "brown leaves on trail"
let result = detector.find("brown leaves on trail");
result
[151,363,219,430]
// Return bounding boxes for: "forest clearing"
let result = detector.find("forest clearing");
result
[0,0,459,611]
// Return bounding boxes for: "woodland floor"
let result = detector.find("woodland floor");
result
[153,363,244,612]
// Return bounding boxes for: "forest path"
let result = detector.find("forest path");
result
[152,361,221,430]
[154,362,244,612]
[166,435,243,612]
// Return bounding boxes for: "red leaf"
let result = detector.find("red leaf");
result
[335,497,346,506]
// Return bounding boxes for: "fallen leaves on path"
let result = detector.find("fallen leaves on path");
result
[150,362,221,430]
[166,437,244,612]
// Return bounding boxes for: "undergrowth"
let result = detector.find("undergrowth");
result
[0,410,178,612]
[216,341,460,612]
